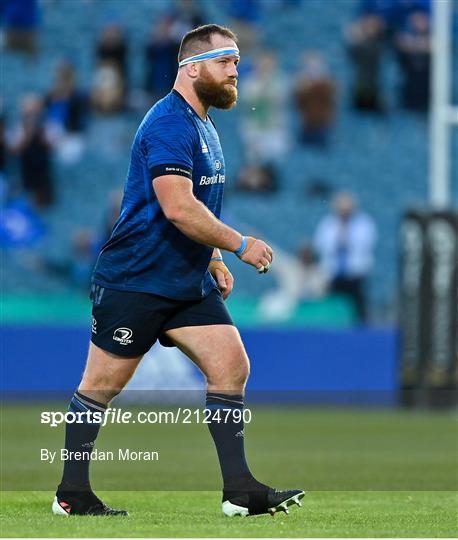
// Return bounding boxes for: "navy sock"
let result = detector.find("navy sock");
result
[206,392,256,489]
[58,391,106,491]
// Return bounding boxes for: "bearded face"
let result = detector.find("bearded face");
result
[193,62,238,110]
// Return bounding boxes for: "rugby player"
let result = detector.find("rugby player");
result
[52,24,304,518]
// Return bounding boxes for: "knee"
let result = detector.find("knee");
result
[234,358,250,388]
[207,352,250,392]
[78,374,124,405]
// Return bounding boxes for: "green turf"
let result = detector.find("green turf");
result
[1,490,457,537]
[1,405,457,536]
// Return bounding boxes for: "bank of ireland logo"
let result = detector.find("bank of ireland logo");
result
[113,327,133,345]
[91,317,97,334]
[214,159,222,171]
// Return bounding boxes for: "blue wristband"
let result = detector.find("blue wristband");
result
[234,236,247,258]
[210,257,223,262]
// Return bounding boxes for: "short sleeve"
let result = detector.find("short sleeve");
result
[141,114,197,180]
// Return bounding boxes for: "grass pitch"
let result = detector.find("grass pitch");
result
[1,490,457,537]
[1,404,457,537]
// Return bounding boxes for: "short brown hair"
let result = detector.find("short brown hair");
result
[178,24,237,63]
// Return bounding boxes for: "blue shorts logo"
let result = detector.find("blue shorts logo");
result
[113,327,134,345]
[214,160,222,171]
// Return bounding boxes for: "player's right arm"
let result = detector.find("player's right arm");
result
[143,113,272,270]
[153,174,272,270]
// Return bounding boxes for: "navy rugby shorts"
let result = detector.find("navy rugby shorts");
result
[90,285,234,357]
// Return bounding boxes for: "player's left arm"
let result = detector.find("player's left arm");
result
[208,248,234,300]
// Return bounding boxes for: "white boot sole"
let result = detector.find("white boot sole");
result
[222,490,305,517]
[52,496,70,516]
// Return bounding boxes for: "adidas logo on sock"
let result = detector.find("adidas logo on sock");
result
[82,441,95,449]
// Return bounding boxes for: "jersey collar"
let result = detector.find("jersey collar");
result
[172,89,208,122]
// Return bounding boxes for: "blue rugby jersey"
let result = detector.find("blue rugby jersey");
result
[91,90,226,299]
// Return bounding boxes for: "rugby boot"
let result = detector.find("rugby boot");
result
[222,477,304,517]
[52,487,128,516]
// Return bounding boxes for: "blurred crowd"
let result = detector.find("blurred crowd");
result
[1,0,435,321]
[346,0,431,114]
[261,191,377,323]
[27,189,123,292]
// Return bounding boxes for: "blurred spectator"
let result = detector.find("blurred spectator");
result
[66,229,99,290]
[100,189,123,244]
[3,0,40,55]
[144,3,204,103]
[144,17,181,101]
[358,0,431,33]
[358,0,402,32]
[8,94,54,207]
[293,51,337,147]
[258,242,328,321]
[394,10,431,112]
[296,243,329,299]
[345,15,386,113]
[236,163,277,193]
[45,60,88,134]
[314,192,377,322]
[0,197,46,247]
[169,0,205,36]
[95,22,128,89]
[226,0,259,52]
[33,228,98,291]
[239,51,288,163]
[94,22,127,113]
[33,191,122,288]
[45,60,89,163]
[91,61,124,115]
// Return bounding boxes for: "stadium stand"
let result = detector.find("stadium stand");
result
[2,0,457,321]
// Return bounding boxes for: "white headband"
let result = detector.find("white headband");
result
[179,46,240,67]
